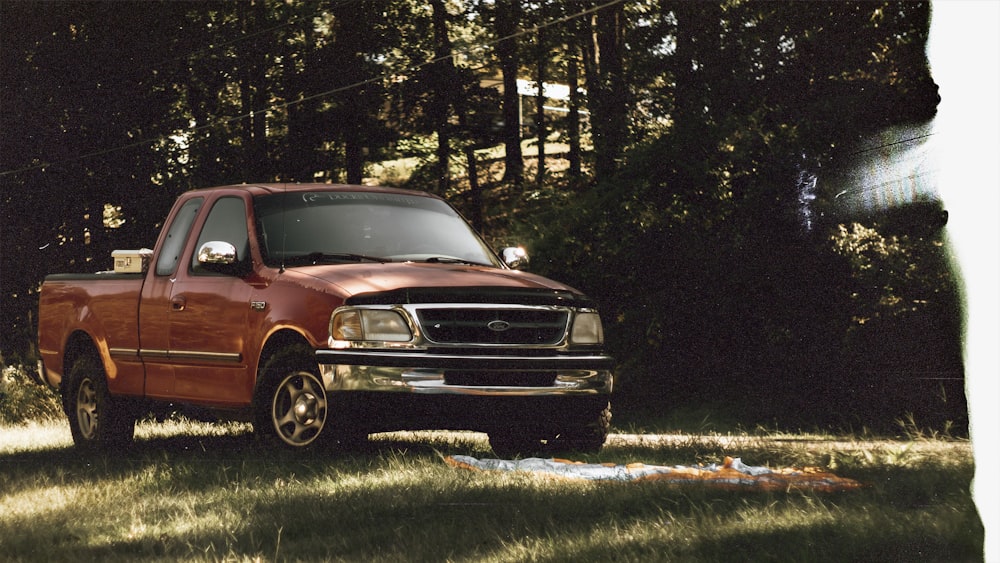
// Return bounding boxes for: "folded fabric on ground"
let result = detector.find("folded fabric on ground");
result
[445,455,862,492]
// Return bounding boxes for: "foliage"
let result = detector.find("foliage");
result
[0,421,982,562]
[0,1,963,433]
[830,221,953,329]
[0,364,62,425]
[499,1,961,434]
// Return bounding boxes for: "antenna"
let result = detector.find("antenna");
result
[279,183,287,273]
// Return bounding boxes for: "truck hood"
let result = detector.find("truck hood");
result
[285,262,589,305]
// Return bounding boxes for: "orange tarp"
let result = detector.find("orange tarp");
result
[445,455,863,492]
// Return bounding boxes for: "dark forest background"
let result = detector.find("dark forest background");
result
[0,1,964,432]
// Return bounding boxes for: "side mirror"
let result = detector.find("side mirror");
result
[501,246,529,270]
[197,241,238,266]
[197,241,248,276]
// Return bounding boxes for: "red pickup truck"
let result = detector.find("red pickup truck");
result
[36,184,613,456]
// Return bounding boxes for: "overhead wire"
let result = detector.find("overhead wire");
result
[0,0,626,178]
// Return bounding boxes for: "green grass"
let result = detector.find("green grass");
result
[0,418,982,562]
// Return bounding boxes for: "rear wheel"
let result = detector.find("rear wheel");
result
[63,354,135,450]
[487,402,611,458]
[552,403,612,454]
[487,430,549,459]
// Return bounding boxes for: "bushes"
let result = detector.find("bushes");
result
[503,154,966,435]
[0,363,63,425]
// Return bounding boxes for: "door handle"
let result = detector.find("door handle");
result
[171,296,186,311]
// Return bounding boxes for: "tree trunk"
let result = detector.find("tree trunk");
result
[590,4,627,181]
[580,13,598,179]
[495,0,523,185]
[534,21,547,185]
[238,0,269,180]
[567,39,582,179]
[345,135,363,184]
[431,0,453,194]
[465,145,483,232]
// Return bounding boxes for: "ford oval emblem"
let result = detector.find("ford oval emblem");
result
[487,320,511,332]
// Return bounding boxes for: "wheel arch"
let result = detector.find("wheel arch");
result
[61,335,136,449]
[255,329,315,392]
[61,331,101,389]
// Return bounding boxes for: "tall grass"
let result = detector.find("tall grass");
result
[0,418,982,562]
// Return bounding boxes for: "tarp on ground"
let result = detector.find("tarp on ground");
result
[445,455,862,492]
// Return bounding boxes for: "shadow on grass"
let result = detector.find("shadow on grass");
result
[0,422,982,562]
[0,429,433,474]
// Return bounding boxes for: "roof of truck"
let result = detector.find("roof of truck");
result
[187,183,443,200]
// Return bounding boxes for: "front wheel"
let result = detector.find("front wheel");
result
[63,354,135,450]
[255,346,329,449]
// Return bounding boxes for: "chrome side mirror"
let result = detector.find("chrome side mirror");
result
[501,246,529,270]
[197,241,238,266]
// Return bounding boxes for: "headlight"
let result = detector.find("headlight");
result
[569,311,604,345]
[330,308,412,345]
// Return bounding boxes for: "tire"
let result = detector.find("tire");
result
[255,345,331,449]
[488,402,612,458]
[552,403,612,454]
[487,430,549,459]
[63,354,135,450]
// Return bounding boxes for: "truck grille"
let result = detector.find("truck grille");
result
[417,308,569,345]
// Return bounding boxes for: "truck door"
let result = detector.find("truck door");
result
[140,196,204,400]
[166,194,255,406]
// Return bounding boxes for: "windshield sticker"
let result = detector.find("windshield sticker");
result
[301,192,422,206]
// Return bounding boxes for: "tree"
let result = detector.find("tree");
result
[1,1,959,430]
[523,0,951,429]
[530,0,552,185]
[324,0,396,184]
[237,0,270,181]
[277,1,326,181]
[493,0,524,186]
[428,0,456,194]
[565,31,584,179]
[1,1,188,358]
[588,1,628,181]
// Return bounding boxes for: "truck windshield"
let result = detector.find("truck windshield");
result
[253,191,500,267]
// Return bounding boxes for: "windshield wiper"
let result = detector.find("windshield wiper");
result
[424,256,490,267]
[286,252,392,265]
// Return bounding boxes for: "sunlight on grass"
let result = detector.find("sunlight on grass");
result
[134,418,253,441]
[0,484,81,520]
[0,421,72,453]
[0,419,982,562]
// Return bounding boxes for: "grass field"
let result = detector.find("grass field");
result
[0,417,982,562]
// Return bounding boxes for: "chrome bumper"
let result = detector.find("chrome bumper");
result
[315,349,614,396]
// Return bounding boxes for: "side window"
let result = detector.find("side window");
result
[155,197,203,276]
[191,196,249,273]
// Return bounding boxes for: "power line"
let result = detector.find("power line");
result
[846,132,936,157]
[0,0,625,178]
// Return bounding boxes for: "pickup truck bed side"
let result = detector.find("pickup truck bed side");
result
[37,272,144,396]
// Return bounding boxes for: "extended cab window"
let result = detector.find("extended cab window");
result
[155,197,203,276]
[191,196,250,273]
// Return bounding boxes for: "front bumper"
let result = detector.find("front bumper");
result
[315,349,614,396]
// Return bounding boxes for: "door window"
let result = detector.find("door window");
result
[191,196,250,273]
